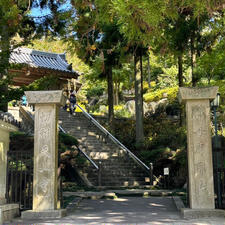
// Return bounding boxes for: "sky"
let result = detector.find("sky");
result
[30,0,72,21]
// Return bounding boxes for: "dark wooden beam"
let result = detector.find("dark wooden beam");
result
[9,66,76,86]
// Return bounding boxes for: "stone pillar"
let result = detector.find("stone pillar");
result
[22,90,66,219]
[0,130,9,205]
[0,121,18,203]
[179,87,225,219]
[0,121,19,225]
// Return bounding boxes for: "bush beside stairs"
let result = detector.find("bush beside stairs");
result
[59,108,151,188]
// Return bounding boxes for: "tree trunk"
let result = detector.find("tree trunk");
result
[140,49,144,110]
[177,52,184,127]
[178,53,183,87]
[0,25,10,112]
[113,81,119,105]
[147,53,151,88]
[134,52,144,145]
[191,35,197,87]
[106,64,114,126]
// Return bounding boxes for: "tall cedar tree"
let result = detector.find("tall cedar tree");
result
[108,0,225,86]
[37,0,127,126]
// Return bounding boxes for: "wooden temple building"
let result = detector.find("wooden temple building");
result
[9,47,82,91]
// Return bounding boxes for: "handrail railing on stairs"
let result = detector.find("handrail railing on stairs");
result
[58,125,99,171]
[76,104,151,173]
[19,106,99,171]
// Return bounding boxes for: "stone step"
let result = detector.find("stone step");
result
[83,159,139,166]
[84,170,148,178]
[100,181,144,186]
[88,152,120,159]
[86,176,147,183]
[100,172,148,178]
[59,108,149,187]
[98,175,148,181]
[82,166,141,172]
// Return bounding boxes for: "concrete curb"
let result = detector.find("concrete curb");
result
[63,189,177,199]
[172,195,185,210]
[172,196,225,219]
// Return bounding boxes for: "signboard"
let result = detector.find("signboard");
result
[164,167,169,175]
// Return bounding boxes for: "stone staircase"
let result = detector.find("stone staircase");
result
[59,108,151,187]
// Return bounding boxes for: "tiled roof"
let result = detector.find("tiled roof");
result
[10,47,79,76]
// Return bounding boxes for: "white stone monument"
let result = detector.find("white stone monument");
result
[179,87,225,218]
[22,90,66,219]
[0,120,19,225]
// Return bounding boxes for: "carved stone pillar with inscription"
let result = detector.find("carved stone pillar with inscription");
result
[22,90,66,219]
[179,87,225,219]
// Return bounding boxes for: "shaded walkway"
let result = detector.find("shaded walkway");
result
[68,196,180,224]
[4,196,225,225]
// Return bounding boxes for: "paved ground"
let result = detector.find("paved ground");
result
[4,196,225,225]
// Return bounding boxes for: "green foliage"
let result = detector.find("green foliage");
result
[140,147,172,164]
[59,132,79,149]
[0,0,36,111]
[196,38,225,83]
[172,149,187,168]
[113,119,136,148]
[62,182,98,192]
[209,80,225,129]
[157,66,178,88]
[0,79,24,109]
[114,105,132,118]
[26,0,225,188]
[25,76,59,91]
[10,132,34,154]
[104,0,223,48]
[144,86,178,103]
[112,101,187,187]
[86,85,104,99]
[110,0,168,45]
[28,39,90,74]
[10,131,29,138]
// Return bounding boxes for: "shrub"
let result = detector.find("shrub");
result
[59,132,78,147]
[143,86,178,103]
[140,147,172,164]
[75,103,86,112]
[114,105,132,118]
[86,86,104,99]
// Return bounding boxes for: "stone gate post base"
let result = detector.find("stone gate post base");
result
[181,208,225,219]
[21,209,66,219]
[0,204,19,225]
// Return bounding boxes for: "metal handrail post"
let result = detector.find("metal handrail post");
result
[149,163,153,185]
[98,161,102,186]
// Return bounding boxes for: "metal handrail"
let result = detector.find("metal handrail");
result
[76,104,150,171]
[58,125,99,170]
[20,106,99,170]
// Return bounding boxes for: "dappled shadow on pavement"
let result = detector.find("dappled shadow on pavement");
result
[67,196,180,224]
[4,196,225,225]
